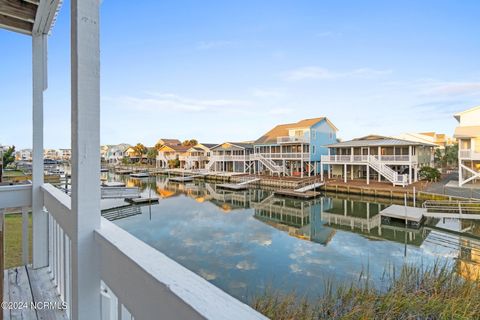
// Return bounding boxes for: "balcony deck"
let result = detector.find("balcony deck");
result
[3,266,68,320]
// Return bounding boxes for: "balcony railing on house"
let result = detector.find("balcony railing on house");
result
[276,136,310,144]
[459,149,480,160]
[256,152,310,159]
[321,154,415,163]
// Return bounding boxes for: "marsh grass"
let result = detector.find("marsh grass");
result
[252,262,480,319]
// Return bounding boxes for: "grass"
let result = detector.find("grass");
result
[2,170,25,177]
[4,213,32,269]
[252,262,480,320]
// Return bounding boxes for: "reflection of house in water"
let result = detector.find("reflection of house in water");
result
[322,197,428,246]
[456,220,480,280]
[252,196,336,245]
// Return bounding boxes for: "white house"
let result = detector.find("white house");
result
[105,143,130,165]
[321,135,436,186]
[15,148,33,161]
[454,106,480,186]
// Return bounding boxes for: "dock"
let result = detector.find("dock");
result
[380,205,426,226]
[130,172,150,178]
[294,182,324,193]
[126,197,159,204]
[273,189,321,199]
[217,178,260,190]
[116,169,132,175]
[102,181,126,187]
[169,176,194,182]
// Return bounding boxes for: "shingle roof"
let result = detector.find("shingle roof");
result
[326,135,437,148]
[255,117,337,145]
[158,139,181,146]
[211,142,254,150]
[199,143,218,149]
[454,126,480,138]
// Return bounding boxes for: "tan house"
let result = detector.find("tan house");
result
[454,106,480,186]
[179,143,217,170]
[321,135,435,186]
[156,144,190,168]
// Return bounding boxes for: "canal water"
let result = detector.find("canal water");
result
[103,174,480,302]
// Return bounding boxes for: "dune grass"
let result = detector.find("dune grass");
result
[252,262,480,320]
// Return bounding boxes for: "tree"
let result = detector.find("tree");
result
[146,148,158,165]
[168,158,180,168]
[434,144,458,169]
[182,139,198,147]
[133,143,147,157]
[2,145,16,167]
[419,166,441,182]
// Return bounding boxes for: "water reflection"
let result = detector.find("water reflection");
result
[105,174,480,301]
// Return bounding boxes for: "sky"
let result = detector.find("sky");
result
[1,0,479,149]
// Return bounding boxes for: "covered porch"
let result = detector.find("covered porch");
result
[0,1,266,319]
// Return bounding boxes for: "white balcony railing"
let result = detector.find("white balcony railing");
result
[460,149,480,160]
[277,136,310,144]
[257,152,310,159]
[321,154,415,163]
[211,155,249,161]
[38,183,267,320]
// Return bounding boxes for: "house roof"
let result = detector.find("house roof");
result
[211,142,254,150]
[254,117,337,145]
[454,106,480,122]
[157,139,181,146]
[160,145,190,152]
[454,126,480,138]
[199,143,218,149]
[326,135,437,148]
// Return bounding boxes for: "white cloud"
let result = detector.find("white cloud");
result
[282,66,392,81]
[235,260,257,270]
[421,81,480,97]
[104,93,250,112]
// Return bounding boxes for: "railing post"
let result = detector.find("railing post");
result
[32,33,48,268]
[22,207,29,265]
[70,0,101,318]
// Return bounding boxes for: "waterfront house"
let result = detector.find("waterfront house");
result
[59,148,72,161]
[454,106,480,187]
[156,138,182,147]
[156,144,191,168]
[208,142,255,173]
[105,143,130,165]
[321,135,435,186]
[396,132,454,151]
[179,143,217,170]
[15,148,33,161]
[0,1,265,319]
[253,117,338,177]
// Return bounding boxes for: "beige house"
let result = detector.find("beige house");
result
[321,135,435,186]
[454,106,480,186]
[179,143,216,170]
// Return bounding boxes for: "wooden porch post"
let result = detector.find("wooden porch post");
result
[70,0,101,318]
[32,34,48,268]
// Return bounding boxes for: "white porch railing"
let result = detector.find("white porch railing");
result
[460,149,480,160]
[276,136,310,144]
[210,155,249,161]
[40,183,266,320]
[257,152,310,159]
[321,154,414,163]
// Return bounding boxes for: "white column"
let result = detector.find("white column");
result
[70,0,101,318]
[32,34,48,268]
[344,164,347,183]
[366,165,369,185]
[22,207,29,265]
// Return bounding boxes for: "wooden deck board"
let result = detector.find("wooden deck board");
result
[7,266,36,320]
[27,266,69,320]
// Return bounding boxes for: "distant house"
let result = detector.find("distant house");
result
[321,135,435,186]
[156,144,190,168]
[253,117,338,177]
[454,106,480,186]
[15,149,33,161]
[208,142,255,173]
[106,144,130,164]
[396,132,454,151]
[179,143,217,170]
[44,149,60,160]
[58,148,72,161]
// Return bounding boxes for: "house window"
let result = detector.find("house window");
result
[312,146,316,154]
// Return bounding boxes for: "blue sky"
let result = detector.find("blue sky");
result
[1,0,479,149]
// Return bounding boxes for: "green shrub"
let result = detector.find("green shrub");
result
[419,166,441,182]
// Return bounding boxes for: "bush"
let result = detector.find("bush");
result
[419,166,441,182]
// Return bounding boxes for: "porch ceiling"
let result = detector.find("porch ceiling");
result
[0,0,61,35]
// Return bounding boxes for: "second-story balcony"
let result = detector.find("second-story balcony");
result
[277,135,310,144]
[459,149,480,160]
[257,152,310,159]
[321,154,416,163]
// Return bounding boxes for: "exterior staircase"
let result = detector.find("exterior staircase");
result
[252,154,285,175]
[368,156,407,186]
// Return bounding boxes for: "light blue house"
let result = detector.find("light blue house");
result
[253,117,338,177]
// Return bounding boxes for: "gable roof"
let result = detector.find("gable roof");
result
[454,106,480,122]
[159,144,190,152]
[255,117,337,145]
[211,142,254,150]
[198,143,218,149]
[326,135,437,148]
[157,139,181,146]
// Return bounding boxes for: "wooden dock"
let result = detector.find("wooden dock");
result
[116,169,132,175]
[169,176,194,182]
[274,189,321,199]
[102,181,125,187]
[130,172,150,178]
[127,197,159,204]
[380,205,426,226]
[217,183,248,190]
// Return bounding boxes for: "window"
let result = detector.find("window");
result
[312,146,316,154]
